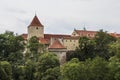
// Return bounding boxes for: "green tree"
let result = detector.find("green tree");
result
[61,58,82,80]
[70,36,95,61]
[0,61,12,80]
[0,32,25,80]
[27,36,44,61]
[7,51,24,65]
[0,65,7,80]
[108,39,120,80]
[37,53,60,80]
[108,56,120,80]
[90,57,109,80]
[17,66,26,80]
[94,29,116,60]
[28,36,40,53]
[0,31,25,61]
[41,67,61,80]
[109,39,120,57]
[25,59,36,80]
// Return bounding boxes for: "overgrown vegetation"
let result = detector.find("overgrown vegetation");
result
[0,30,120,80]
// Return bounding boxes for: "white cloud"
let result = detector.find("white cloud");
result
[0,0,120,34]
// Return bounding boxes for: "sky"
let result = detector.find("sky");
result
[0,0,120,35]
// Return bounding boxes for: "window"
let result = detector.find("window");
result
[87,34,90,37]
[36,27,38,29]
[73,33,76,36]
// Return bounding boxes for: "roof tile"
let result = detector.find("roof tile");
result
[28,15,43,27]
[49,40,66,49]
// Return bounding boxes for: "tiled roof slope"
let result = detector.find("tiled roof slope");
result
[75,30,97,35]
[28,15,43,27]
[22,34,28,40]
[44,34,71,39]
[39,38,50,44]
[49,40,66,49]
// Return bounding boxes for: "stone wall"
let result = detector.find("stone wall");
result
[28,26,44,39]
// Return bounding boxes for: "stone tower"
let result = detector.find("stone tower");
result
[28,15,44,39]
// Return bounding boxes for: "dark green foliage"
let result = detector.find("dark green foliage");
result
[61,58,81,80]
[90,57,109,80]
[0,66,8,80]
[0,31,25,61]
[25,60,36,80]
[37,53,60,80]
[16,66,26,80]
[94,29,117,60]
[109,39,120,58]
[61,57,110,80]
[69,36,95,61]
[8,52,24,65]
[27,36,45,62]
[0,61,12,80]
[28,36,44,54]
[28,36,40,53]
[0,30,120,80]
[38,53,60,72]
[108,56,120,80]
[69,29,117,61]
[41,67,61,80]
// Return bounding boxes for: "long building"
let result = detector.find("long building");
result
[22,15,120,64]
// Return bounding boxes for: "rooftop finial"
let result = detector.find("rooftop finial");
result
[35,11,37,16]
[83,24,86,31]
[74,28,76,31]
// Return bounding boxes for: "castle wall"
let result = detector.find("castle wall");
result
[28,26,44,39]
[49,48,67,64]
[63,39,79,50]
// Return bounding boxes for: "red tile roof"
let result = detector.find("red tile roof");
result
[109,33,117,37]
[74,30,120,38]
[49,40,66,49]
[110,33,120,38]
[75,30,97,35]
[44,34,71,39]
[28,15,43,27]
[116,34,120,38]
[39,38,50,44]
[21,34,28,40]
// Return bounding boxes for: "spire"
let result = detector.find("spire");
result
[74,28,76,31]
[28,15,43,27]
[83,27,86,31]
[83,24,86,31]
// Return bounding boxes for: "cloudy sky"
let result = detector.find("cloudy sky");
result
[0,0,120,34]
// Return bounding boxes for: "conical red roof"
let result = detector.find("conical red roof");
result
[28,15,43,27]
[49,40,66,49]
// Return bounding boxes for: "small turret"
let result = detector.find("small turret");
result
[28,15,44,39]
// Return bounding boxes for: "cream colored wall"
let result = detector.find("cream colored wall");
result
[63,39,79,50]
[28,26,44,39]
[53,52,66,65]
[49,49,67,64]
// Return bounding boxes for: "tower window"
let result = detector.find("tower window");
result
[36,27,38,29]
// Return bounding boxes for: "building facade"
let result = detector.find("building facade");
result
[22,15,120,64]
